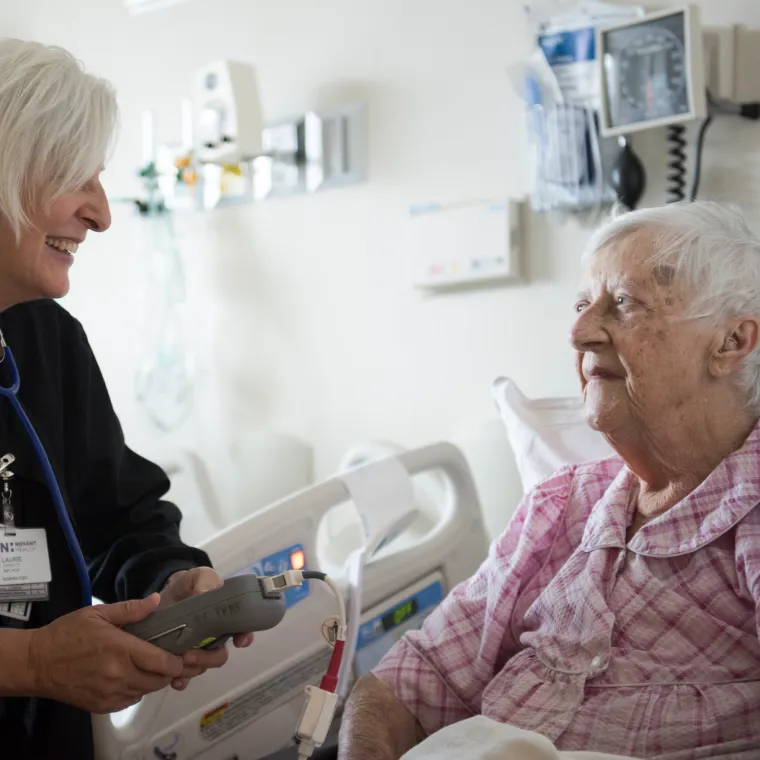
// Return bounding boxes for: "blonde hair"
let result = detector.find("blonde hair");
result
[0,38,118,237]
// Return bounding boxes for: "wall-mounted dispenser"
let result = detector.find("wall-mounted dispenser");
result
[193,60,264,166]
[186,59,367,209]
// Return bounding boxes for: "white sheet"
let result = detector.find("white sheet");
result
[402,716,639,760]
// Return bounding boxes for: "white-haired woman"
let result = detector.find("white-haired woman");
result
[0,39,253,759]
[340,201,760,760]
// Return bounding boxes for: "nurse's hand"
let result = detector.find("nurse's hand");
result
[28,594,185,714]
[159,567,255,691]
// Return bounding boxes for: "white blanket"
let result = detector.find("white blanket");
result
[402,716,639,760]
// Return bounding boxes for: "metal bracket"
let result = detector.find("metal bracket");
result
[254,101,368,201]
[155,101,368,211]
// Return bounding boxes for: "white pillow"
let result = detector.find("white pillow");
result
[402,715,638,760]
[491,377,615,493]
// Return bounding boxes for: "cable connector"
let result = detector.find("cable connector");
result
[294,684,339,759]
[259,570,305,597]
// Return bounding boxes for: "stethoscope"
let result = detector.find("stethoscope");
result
[0,329,92,607]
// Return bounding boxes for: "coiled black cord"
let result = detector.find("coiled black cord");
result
[689,116,714,200]
[666,124,687,203]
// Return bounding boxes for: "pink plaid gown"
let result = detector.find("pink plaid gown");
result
[373,423,760,759]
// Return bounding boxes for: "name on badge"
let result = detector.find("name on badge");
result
[0,529,52,584]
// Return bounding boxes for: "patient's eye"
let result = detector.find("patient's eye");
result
[614,294,640,310]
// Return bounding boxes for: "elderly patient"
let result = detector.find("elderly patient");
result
[339,201,760,760]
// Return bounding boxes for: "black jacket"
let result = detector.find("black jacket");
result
[0,299,211,758]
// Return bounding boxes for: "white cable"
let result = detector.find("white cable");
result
[259,570,347,638]
[257,570,345,759]
[321,574,347,637]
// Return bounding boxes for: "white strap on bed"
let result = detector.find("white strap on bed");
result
[338,456,418,558]
[337,455,419,699]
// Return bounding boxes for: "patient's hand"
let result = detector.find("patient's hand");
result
[159,567,255,691]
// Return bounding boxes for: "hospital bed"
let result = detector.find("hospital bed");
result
[92,440,491,760]
[92,376,599,760]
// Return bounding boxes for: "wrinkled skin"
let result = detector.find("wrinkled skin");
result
[570,228,759,527]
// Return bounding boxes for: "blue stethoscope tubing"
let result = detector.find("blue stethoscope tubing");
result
[0,333,92,607]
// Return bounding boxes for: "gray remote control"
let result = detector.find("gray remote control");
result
[123,575,287,654]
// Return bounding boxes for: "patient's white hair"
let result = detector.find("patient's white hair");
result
[0,38,118,236]
[582,200,760,413]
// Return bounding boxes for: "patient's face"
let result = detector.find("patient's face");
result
[570,229,711,439]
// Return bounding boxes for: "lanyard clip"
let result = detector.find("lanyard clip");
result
[1,488,14,539]
[0,454,15,536]
[0,454,15,479]
[2,483,14,536]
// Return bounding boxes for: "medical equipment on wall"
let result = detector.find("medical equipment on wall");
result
[517,1,645,214]
[125,52,367,210]
[109,55,366,210]
[518,2,758,214]
[597,7,706,206]
[597,8,706,137]
[194,61,264,167]
[189,60,367,208]
[608,135,645,211]
[406,198,523,291]
[92,442,490,760]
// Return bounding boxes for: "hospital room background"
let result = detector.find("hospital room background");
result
[5,0,760,758]
[0,0,755,542]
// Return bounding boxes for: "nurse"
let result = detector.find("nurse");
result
[0,38,253,758]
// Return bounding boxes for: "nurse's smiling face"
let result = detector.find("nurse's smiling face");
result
[0,172,111,309]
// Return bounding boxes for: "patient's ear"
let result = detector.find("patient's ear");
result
[709,316,760,378]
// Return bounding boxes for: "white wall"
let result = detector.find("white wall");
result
[4,0,760,500]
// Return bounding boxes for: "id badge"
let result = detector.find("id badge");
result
[0,528,51,603]
[0,602,32,621]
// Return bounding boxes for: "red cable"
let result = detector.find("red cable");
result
[319,639,345,693]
